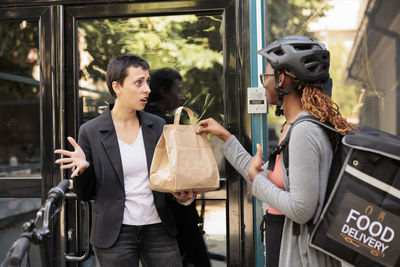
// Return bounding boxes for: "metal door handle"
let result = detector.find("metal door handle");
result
[64,192,91,262]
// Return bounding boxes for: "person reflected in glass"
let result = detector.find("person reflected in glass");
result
[144,68,186,124]
[54,54,191,267]
[145,68,212,267]
[197,36,354,267]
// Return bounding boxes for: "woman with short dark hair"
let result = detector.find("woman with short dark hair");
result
[55,54,189,267]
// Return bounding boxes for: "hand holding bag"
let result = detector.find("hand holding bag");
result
[149,107,220,192]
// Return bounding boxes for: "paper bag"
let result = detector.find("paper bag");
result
[150,107,220,192]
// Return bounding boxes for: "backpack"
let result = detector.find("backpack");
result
[267,115,400,267]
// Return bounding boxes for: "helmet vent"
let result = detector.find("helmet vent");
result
[293,44,322,51]
[274,48,284,56]
[293,44,312,51]
[304,59,320,72]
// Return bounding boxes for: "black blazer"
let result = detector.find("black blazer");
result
[73,104,177,248]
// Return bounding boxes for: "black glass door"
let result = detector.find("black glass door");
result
[0,5,65,267]
[64,1,244,266]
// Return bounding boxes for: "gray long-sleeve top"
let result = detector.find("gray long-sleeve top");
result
[221,111,341,267]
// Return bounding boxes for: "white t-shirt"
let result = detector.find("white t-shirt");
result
[118,127,161,225]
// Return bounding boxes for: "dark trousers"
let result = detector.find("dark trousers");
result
[173,201,211,267]
[94,223,182,267]
[176,221,211,267]
[263,213,285,267]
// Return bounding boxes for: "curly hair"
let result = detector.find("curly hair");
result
[282,70,354,135]
[300,86,354,135]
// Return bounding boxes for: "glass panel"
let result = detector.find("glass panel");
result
[197,199,227,266]
[78,14,226,197]
[0,20,41,178]
[77,14,226,266]
[0,198,42,266]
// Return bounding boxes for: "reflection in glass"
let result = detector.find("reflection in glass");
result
[77,14,226,266]
[78,14,224,178]
[78,15,223,124]
[0,21,40,178]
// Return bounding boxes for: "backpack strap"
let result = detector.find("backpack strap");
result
[268,114,340,171]
[267,114,341,235]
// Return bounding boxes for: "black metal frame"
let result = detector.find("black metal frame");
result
[0,5,66,267]
[64,2,247,266]
[0,6,59,199]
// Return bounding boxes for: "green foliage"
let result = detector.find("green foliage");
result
[267,0,332,42]
[80,15,223,123]
[0,21,39,101]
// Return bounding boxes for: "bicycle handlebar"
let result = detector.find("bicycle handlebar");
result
[9,237,30,266]
[1,179,72,267]
[47,179,72,201]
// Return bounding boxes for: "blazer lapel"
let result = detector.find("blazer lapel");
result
[99,105,124,188]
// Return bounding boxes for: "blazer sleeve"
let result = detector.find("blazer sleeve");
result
[73,124,96,201]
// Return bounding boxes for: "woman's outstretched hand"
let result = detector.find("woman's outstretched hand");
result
[54,137,88,178]
[196,118,232,142]
[248,143,265,182]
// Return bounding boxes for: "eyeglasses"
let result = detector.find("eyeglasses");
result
[259,73,274,84]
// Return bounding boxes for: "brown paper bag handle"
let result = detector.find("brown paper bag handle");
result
[174,106,195,126]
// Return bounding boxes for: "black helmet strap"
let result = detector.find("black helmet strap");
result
[274,72,299,116]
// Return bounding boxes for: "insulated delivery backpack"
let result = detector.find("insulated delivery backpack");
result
[268,115,400,267]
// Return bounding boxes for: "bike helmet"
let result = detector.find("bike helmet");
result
[257,35,330,116]
[257,35,330,84]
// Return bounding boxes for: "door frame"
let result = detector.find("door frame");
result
[0,5,66,267]
[64,1,248,266]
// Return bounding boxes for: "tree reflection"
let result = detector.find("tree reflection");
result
[79,15,223,123]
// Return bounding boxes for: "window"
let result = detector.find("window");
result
[0,20,40,178]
